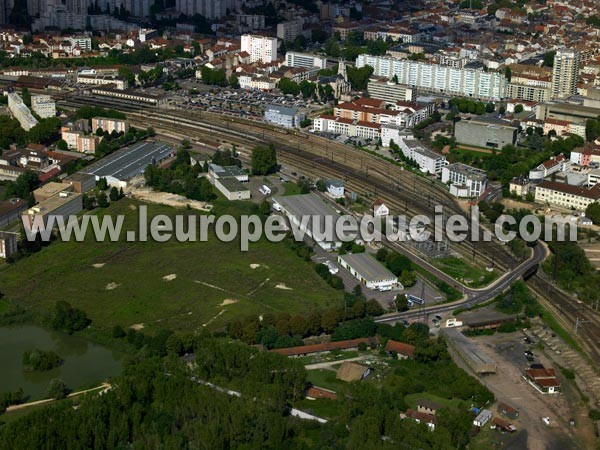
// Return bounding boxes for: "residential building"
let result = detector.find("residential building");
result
[383,340,415,359]
[69,35,92,51]
[367,79,417,103]
[76,74,128,90]
[357,54,505,100]
[175,0,233,19]
[570,146,600,166]
[398,139,448,174]
[455,117,519,149]
[7,91,39,131]
[277,20,304,42]
[529,155,569,180]
[264,104,306,128]
[534,181,600,211]
[473,409,493,427]
[498,402,519,420]
[91,117,130,134]
[552,49,580,99]
[0,231,18,259]
[509,177,530,197]
[240,34,278,64]
[285,51,327,70]
[491,417,517,433]
[371,199,389,217]
[441,163,487,198]
[523,366,561,394]
[31,95,56,118]
[402,409,436,431]
[313,115,381,140]
[325,179,344,199]
[236,15,266,32]
[338,252,400,291]
[417,399,441,416]
[543,118,585,138]
[0,198,27,228]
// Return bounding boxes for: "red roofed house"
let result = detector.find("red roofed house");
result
[270,337,379,357]
[384,340,416,360]
[523,366,561,394]
[402,409,436,430]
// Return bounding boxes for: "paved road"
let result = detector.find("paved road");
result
[375,243,548,324]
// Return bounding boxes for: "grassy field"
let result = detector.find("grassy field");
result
[0,199,344,334]
[433,257,497,287]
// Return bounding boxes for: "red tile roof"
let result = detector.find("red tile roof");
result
[384,340,416,357]
[306,386,338,400]
[270,337,378,357]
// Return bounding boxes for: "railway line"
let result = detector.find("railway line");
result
[58,95,600,367]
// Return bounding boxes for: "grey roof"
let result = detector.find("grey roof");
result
[339,253,397,282]
[444,163,487,181]
[266,104,300,116]
[217,177,250,193]
[464,116,518,129]
[83,141,174,181]
[209,164,247,178]
[326,179,344,188]
[404,139,444,160]
[273,193,341,219]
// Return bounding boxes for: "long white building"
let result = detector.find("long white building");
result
[7,92,39,131]
[356,54,506,100]
[441,163,487,198]
[285,51,327,69]
[241,34,278,64]
[31,95,56,119]
[398,138,448,174]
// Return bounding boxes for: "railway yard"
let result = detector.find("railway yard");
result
[57,93,600,374]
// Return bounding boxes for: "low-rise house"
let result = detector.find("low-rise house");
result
[523,366,561,394]
[417,399,442,416]
[305,386,338,401]
[371,199,389,217]
[473,409,493,427]
[336,361,371,382]
[491,417,517,432]
[325,179,344,199]
[497,402,519,420]
[0,198,27,228]
[402,409,436,431]
[384,340,415,360]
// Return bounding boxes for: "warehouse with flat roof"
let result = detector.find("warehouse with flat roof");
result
[82,141,174,187]
[443,328,497,374]
[272,194,342,250]
[338,252,399,291]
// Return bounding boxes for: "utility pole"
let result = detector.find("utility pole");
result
[574,318,589,333]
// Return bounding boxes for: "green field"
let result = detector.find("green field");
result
[0,199,344,333]
[433,257,497,287]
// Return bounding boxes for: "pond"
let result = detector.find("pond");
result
[0,325,122,401]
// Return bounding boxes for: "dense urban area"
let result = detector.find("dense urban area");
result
[0,0,600,449]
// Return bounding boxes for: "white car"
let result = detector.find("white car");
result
[542,417,551,426]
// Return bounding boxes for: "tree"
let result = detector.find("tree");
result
[229,74,239,88]
[251,144,278,175]
[279,78,300,96]
[109,186,120,201]
[51,301,90,334]
[395,294,409,312]
[586,203,600,225]
[46,378,69,400]
[346,65,374,91]
[97,191,109,208]
[56,139,69,150]
[514,104,524,114]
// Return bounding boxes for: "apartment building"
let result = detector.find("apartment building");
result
[313,115,381,140]
[277,20,304,42]
[264,105,306,128]
[570,146,600,166]
[31,95,56,119]
[284,51,327,69]
[7,91,39,131]
[76,74,128,90]
[240,34,278,63]
[367,79,417,103]
[441,163,488,198]
[91,117,130,134]
[357,54,505,100]
[529,155,569,180]
[552,48,580,99]
[398,138,448,175]
[175,0,234,19]
[534,181,600,211]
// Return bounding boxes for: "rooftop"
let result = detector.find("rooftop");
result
[273,193,341,221]
[339,253,397,282]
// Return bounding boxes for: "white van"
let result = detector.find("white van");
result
[259,185,272,196]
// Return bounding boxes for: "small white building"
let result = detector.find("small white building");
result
[208,164,249,183]
[214,178,251,201]
[441,163,487,198]
[473,409,493,427]
[338,252,399,291]
[325,179,345,198]
[371,199,389,217]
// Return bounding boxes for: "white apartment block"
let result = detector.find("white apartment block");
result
[238,74,276,91]
[76,74,128,90]
[313,116,381,140]
[241,34,278,63]
[285,51,327,69]
[398,138,448,174]
[552,48,580,99]
[91,117,129,134]
[356,54,505,100]
[31,95,56,119]
[7,92,39,131]
[535,181,600,211]
[441,163,487,198]
[367,79,417,103]
[70,35,92,51]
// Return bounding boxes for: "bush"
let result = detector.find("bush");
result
[589,409,600,421]
[22,349,62,372]
[46,378,69,400]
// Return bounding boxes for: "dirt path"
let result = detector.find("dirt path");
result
[304,356,367,371]
[6,383,111,412]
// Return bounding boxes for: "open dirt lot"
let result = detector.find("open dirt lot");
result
[447,330,594,450]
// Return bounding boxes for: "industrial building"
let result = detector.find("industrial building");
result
[22,189,83,232]
[264,104,306,128]
[82,141,174,187]
[338,252,400,291]
[441,163,487,198]
[272,193,343,250]
[208,164,249,182]
[455,117,518,149]
[443,328,497,374]
[214,178,251,201]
